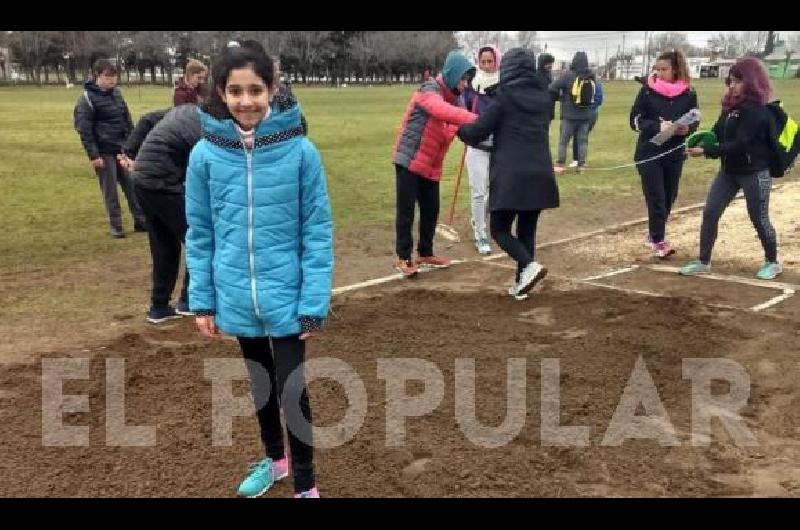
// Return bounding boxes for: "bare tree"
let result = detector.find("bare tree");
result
[516,31,541,53]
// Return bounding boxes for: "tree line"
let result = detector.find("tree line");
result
[0,31,461,85]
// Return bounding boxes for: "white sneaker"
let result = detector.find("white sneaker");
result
[517,262,547,295]
[508,284,528,301]
[569,161,579,168]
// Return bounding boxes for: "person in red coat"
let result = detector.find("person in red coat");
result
[392,51,478,276]
[173,58,208,106]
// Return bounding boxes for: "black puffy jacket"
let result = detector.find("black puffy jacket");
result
[457,48,559,212]
[705,101,773,174]
[73,80,133,158]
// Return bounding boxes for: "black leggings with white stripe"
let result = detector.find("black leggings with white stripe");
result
[698,169,777,264]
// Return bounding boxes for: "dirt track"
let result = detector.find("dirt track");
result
[2,181,800,497]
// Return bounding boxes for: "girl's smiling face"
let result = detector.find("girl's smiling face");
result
[218,67,273,131]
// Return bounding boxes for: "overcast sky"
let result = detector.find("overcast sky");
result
[526,31,799,62]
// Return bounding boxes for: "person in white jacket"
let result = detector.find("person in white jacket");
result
[461,45,502,255]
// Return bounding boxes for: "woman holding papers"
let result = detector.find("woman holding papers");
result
[630,49,699,258]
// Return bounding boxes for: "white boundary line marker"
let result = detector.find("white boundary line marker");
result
[752,289,796,312]
[332,259,468,295]
[645,265,800,292]
[480,261,517,271]
[580,265,639,282]
[578,280,666,298]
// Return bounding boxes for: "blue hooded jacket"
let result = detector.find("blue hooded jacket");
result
[185,104,334,337]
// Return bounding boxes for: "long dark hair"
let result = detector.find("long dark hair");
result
[201,46,275,121]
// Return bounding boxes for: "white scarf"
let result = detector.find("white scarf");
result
[473,69,499,95]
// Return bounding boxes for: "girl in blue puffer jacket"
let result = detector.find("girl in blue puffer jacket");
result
[185,46,333,499]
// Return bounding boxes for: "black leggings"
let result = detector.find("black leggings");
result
[637,155,685,243]
[238,335,315,493]
[699,169,777,264]
[490,210,541,282]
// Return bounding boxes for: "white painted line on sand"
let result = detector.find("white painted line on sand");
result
[579,281,666,298]
[752,289,796,312]
[479,260,517,271]
[580,265,639,282]
[332,259,468,295]
[645,265,799,291]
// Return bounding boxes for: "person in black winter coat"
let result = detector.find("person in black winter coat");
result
[681,56,782,280]
[73,59,146,237]
[457,48,558,300]
[629,49,699,259]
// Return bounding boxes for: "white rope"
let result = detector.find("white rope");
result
[582,142,688,172]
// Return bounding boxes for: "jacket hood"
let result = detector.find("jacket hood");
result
[498,48,549,111]
[571,51,590,73]
[537,53,555,72]
[442,50,476,91]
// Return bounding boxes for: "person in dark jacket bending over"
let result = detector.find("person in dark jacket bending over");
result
[458,48,559,300]
[681,56,782,280]
[73,59,146,238]
[630,49,699,259]
[121,105,202,323]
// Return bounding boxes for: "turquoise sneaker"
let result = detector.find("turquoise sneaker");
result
[679,260,711,276]
[237,458,275,498]
[756,262,782,280]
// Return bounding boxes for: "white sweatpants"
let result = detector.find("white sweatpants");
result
[465,146,490,240]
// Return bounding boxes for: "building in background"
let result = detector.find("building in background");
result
[763,41,799,78]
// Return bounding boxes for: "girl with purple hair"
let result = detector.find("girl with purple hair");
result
[681,56,782,280]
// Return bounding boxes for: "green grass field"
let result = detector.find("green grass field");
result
[1,80,798,272]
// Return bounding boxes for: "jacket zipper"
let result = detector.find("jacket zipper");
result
[242,142,265,330]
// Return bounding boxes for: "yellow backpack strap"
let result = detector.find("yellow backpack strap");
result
[571,77,580,98]
[780,116,797,151]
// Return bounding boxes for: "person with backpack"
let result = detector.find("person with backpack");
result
[73,59,147,238]
[571,77,603,168]
[461,44,502,255]
[680,57,783,280]
[549,51,597,173]
[630,50,699,259]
